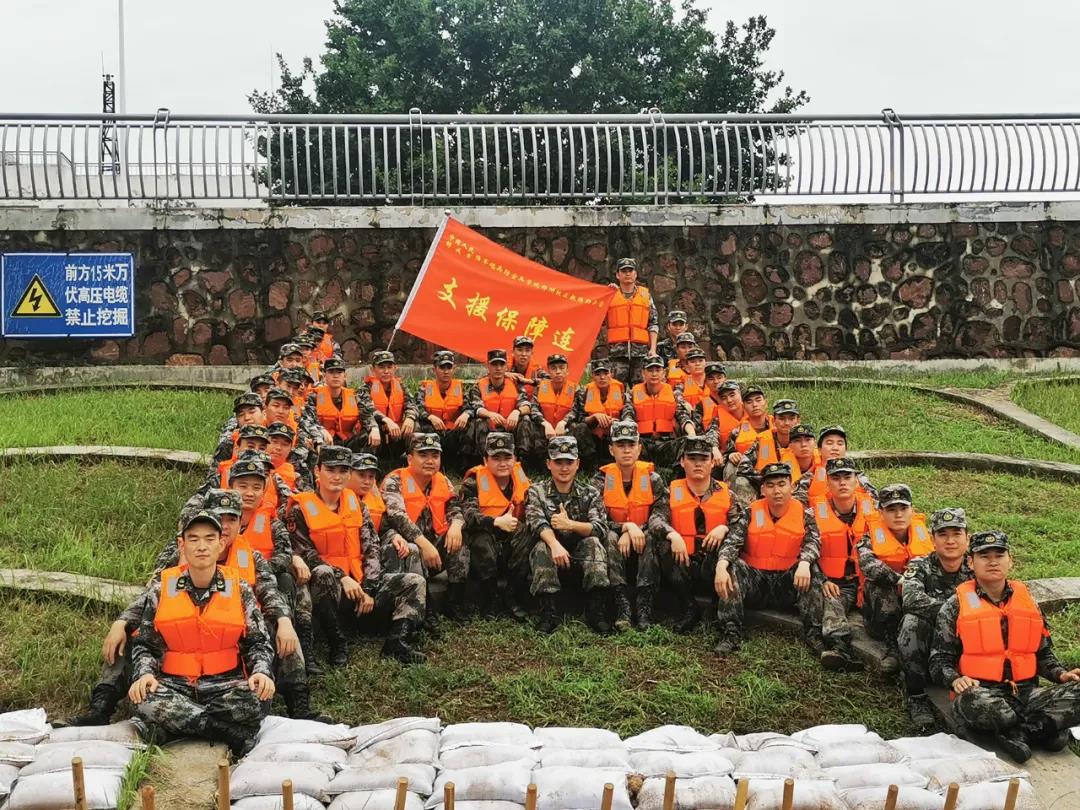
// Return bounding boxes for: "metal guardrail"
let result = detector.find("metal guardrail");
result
[2,110,1080,203]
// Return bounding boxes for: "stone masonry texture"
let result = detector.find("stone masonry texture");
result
[3,219,1080,365]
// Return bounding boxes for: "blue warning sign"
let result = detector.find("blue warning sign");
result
[2,253,135,338]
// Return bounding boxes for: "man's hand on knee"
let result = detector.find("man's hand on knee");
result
[248,673,276,701]
[129,674,159,704]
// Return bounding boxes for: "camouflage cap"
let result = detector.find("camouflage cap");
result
[825,456,859,476]
[371,350,395,366]
[233,392,264,413]
[743,385,765,399]
[788,424,816,441]
[642,354,665,369]
[547,354,568,366]
[266,386,293,403]
[817,424,848,445]
[295,335,318,349]
[487,349,508,363]
[772,399,799,416]
[229,457,268,480]
[929,507,968,533]
[718,380,741,393]
[704,362,726,377]
[548,436,580,461]
[279,342,303,358]
[485,432,516,456]
[279,368,307,385]
[667,310,688,324]
[249,373,275,390]
[237,423,270,443]
[512,335,535,348]
[675,331,697,345]
[318,445,354,468]
[615,257,637,271]
[969,530,1010,554]
[205,488,243,517]
[181,509,222,534]
[433,350,456,367]
[236,449,272,466]
[322,355,346,372]
[760,461,793,480]
[310,311,330,323]
[410,432,443,453]
[591,358,612,373]
[306,325,326,337]
[686,347,707,360]
[350,452,379,472]
[609,420,640,443]
[878,484,914,508]
[266,420,296,441]
[682,436,713,458]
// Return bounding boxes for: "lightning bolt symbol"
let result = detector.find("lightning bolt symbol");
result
[29,287,42,312]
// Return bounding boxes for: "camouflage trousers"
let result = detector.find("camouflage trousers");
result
[954,681,1080,736]
[721,463,758,506]
[345,428,409,474]
[136,673,263,740]
[821,576,860,641]
[306,565,425,624]
[897,613,935,695]
[529,534,610,595]
[608,349,649,388]
[639,537,720,594]
[604,529,647,589]
[379,533,469,584]
[464,418,546,472]
[861,579,903,644]
[640,435,683,469]
[468,526,533,583]
[716,561,820,638]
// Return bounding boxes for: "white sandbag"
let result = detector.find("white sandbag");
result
[0,763,20,796]
[636,775,736,810]
[823,763,929,790]
[257,716,356,749]
[440,722,537,751]
[23,741,134,775]
[5,769,122,810]
[539,749,630,769]
[708,732,738,749]
[735,732,816,752]
[841,786,945,810]
[245,743,349,768]
[233,795,327,810]
[437,744,537,770]
[951,779,1039,810]
[814,739,905,769]
[46,720,142,746]
[534,727,622,750]
[911,757,1026,789]
[732,748,820,780]
[629,750,735,778]
[624,725,719,753]
[745,779,845,810]
[231,761,335,801]
[452,804,525,810]
[0,741,36,766]
[426,764,533,807]
[329,790,426,810]
[791,723,869,746]
[351,717,441,750]
[0,709,51,744]
[530,767,633,810]
[348,730,438,767]
[889,733,995,761]
[329,764,437,797]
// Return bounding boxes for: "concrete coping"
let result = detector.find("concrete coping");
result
[0,568,143,606]
[0,445,213,471]
[0,381,245,397]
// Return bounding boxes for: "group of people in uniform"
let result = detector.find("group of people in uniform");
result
[59,261,1080,764]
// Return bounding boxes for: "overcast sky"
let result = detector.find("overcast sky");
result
[2,0,1077,116]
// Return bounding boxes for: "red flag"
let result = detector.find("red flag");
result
[396,216,615,381]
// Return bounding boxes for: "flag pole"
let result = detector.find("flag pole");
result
[388,213,451,350]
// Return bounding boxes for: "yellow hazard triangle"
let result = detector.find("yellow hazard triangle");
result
[10,274,61,317]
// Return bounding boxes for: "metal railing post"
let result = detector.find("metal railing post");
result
[882,107,904,203]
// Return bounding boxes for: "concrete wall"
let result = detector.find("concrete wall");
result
[2,202,1080,365]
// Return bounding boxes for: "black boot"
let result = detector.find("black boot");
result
[474,579,498,618]
[636,587,655,629]
[204,718,255,759]
[586,588,613,636]
[612,586,633,632]
[422,604,442,639]
[714,623,742,656]
[381,620,427,665]
[504,580,530,622]
[835,637,863,672]
[995,729,1032,763]
[58,684,121,727]
[536,594,560,634]
[296,617,323,679]
[444,582,471,621]
[1023,716,1070,752]
[318,601,349,668]
[282,684,335,724]
[674,589,702,635]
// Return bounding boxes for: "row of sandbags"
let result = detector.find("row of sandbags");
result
[0,710,143,810]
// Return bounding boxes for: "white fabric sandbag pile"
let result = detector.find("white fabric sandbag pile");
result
[950,779,1039,810]
[6,770,123,810]
[255,716,357,749]
[22,741,134,776]
[531,766,633,810]
[330,718,442,810]
[625,725,732,782]
[330,789,425,810]
[841,786,945,810]
[732,747,821,781]
[888,733,995,761]
[438,722,539,771]
[735,731,816,753]
[329,763,436,796]
[910,757,1027,790]
[745,779,846,810]
[823,763,929,791]
[537,727,629,770]
[46,720,143,746]
[234,795,327,810]
[624,725,720,754]
[231,761,336,804]
[636,775,737,810]
[427,763,533,808]
[0,710,51,745]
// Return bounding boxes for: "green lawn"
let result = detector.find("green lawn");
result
[1012,380,1080,437]
[0,459,201,583]
[0,388,233,454]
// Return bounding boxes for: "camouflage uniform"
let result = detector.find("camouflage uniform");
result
[131,567,273,745]
[412,369,470,474]
[307,382,378,450]
[523,476,610,596]
[619,360,690,469]
[606,263,659,386]
[462,364,544,470]
[559,360,624,467]
[655,311,689,365]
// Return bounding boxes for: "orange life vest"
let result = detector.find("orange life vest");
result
[316,333,335,362]
[479,378,520,426]
[315,386,361,440]
[778,448,802,482]
[666,360,688,386]
[469,464,530,519]
[681,376,706,408]
[420,379,464,423]
[583,381,625,436]
[631,383,677,435]
[700,398,742,448]
[369,379,406,423]
[804,459,868,502]
[237,511,274,567]
[537,380,577,425]
[606,286,652,344]
[289,490,364,582]
[363,489,386,533]
[600,462,655,526]
[734,418,779,471]
[669,479,732,556]
[273,461,298,491]
[956,580,1046,684]
[744,498,806,571]
[389,468,454,537]
[812,495,878,580]
[155,565,246,679]
[305,359,322,384]
[864,513,933,574]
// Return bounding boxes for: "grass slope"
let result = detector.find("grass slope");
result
[1012,380,1080,437]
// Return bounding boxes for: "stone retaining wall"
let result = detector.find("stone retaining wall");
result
[3,204,1080,365]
